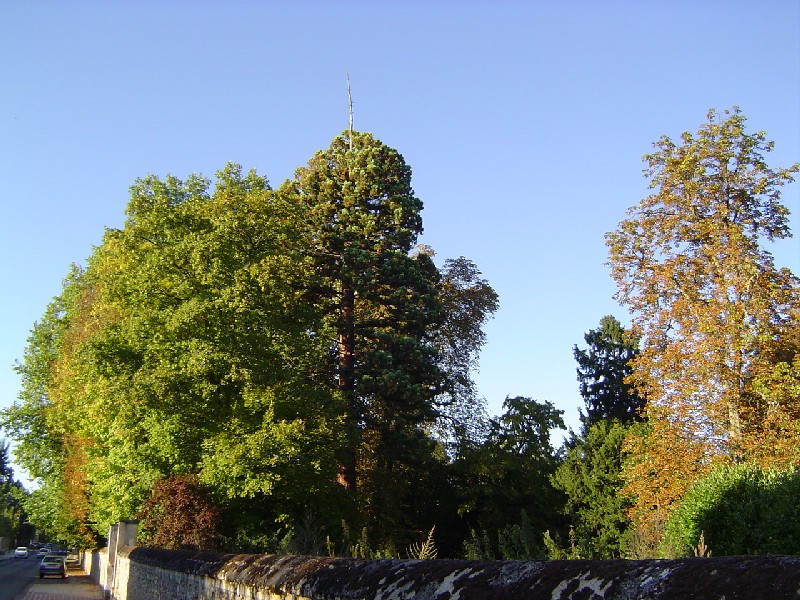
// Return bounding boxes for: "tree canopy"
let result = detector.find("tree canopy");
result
[2,131,500,554]
[5,110,798,560]
[552,419,633,559]
[573,315,644,429]
[607,107,800,550]
[0,440,31,547]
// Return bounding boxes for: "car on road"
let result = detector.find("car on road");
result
[39,554,66,579]
[65,551,80,568]
[37,547,50,558]
[14,547,28,558]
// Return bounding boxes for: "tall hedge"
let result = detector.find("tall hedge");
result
[662,463,800,557]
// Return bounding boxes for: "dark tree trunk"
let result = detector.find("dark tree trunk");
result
[337,282,357,492]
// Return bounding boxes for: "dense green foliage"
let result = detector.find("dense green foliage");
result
[456,396,565,559]
[2,131,518,555]
[552,420,633,558]
[0,440,31,547]
[573,315,644,429]
[662,464,800,557]
[4,110,798,559]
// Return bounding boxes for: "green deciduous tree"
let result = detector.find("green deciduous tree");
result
[5,164,345,542]
[4,275,76,484]
[430,256,498,450]
[3,266,100,548]
[2,131,499,555]
[89,164,344,532]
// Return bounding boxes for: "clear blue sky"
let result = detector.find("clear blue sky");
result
[2,1,799,479]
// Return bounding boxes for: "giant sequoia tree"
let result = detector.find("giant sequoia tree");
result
[286,131,450,544]
[606,108,800,548]
[288,132,444,481]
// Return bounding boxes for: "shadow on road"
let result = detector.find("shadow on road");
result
[18,570,103,600]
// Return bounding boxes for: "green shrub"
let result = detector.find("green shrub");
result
[662,463,800,557]
[463,528,494,560]
[497,511,546,559]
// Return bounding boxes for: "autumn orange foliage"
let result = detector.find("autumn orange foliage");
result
[608,109,800,555]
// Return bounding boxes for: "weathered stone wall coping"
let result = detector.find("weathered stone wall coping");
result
[117,546,800,599]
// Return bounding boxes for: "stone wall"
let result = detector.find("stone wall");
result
[94,546,800,599]
[81,546,107,589]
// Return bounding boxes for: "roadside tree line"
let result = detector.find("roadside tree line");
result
[2,108,799,559]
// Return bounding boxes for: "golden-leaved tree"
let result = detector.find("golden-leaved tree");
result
[606,108,800,554]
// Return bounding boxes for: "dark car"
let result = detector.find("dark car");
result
[39,555,66,579]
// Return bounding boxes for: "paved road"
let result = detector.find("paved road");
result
[0,555,39,600]
[18,573,103,600]
[0,555,102,600]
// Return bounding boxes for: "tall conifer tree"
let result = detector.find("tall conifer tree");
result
[289,130,444,497]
